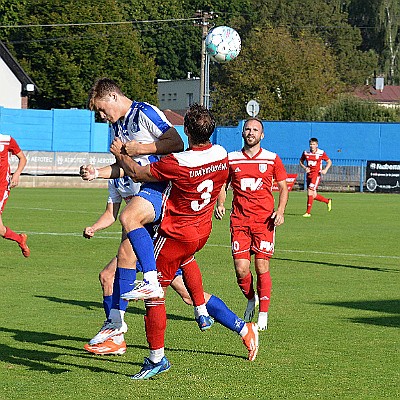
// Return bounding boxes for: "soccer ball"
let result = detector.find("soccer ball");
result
[205,26,241,64]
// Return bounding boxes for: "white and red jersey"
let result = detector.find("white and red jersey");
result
[228,148,287,225]
[300,148,330,177]
[150,143,228,242]
[0,134,21,185]
[107,176,141,204]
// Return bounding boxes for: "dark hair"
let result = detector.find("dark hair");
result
[309,137,319,143]
[184,103,216,145]
[87,78,125,110]
[243,117,264,133]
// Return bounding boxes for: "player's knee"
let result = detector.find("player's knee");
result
[99,270,112,287]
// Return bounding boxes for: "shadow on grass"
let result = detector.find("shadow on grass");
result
[35,295,193,322]
[0,326,142,374]
[275,257,398,273]
[0,325,244,374]
[318,299,400,328]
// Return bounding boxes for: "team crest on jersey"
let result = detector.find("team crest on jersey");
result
[259,164,268,173]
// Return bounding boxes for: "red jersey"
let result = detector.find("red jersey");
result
[228,148,287,225]
[300,148,329,177]
[150,143,228,242]
[0,134,21,185]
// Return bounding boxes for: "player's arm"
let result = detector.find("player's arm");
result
[272,179,288,226]
[299,156,309,173]
[214,183,227,220]
[83,202,121,239]
[110,138,158,182]
[80,163,123,181]
[321,158,332,175]
[124,127,184,157]
[10,150,27,188]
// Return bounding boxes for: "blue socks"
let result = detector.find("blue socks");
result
[206,295,245,334]
[103,295,112,318]
[112,267,137,311]
[127,227,156,274]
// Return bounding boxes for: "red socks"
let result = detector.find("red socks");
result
[315,194,329,203]
[237,271,256,300]
[257,271,272,312]
[144,299,166,350]
[4,227,22,243]
[180,258,206,307]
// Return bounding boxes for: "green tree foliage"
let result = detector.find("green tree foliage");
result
[2,0,157,109]
[119,0,201,80]
[245,0,378,86]
[211,27,340,124]
[348,0,400,84]
[309,94,400,122]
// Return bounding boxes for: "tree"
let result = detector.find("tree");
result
[309,94,400,122]
[211,27,341,124]
[2,0,157,109]
[348,0,400,84]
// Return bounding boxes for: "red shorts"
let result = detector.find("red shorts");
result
[230,216,276,260]
[154,234,209,286]
[0,183,10,214]
[306,173,321,191]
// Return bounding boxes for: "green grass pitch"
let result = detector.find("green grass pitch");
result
[0,188,399,399]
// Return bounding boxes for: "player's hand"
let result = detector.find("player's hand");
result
[110,138,125,157]
[80,164,98,181]
[124,140,142,157]
[10,173,20,188]
[214,205,226,220]
[83,227,95,239]
[320,169,327,175]
[272,211,285,226]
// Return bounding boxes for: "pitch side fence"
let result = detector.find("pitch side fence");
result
[2,106,399,192]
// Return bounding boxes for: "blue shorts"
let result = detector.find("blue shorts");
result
[137,182,167,222]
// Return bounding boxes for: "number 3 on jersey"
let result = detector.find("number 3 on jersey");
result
[191,179,214,211]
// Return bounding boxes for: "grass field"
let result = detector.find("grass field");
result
[0,188,399,399]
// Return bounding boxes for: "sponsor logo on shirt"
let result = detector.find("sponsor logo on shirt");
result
[189,162,227,178]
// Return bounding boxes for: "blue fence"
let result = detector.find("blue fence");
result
[1,106,399,164]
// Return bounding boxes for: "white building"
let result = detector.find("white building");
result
[157,76,201,115]
[0,41,36,109]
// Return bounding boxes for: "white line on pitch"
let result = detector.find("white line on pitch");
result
[206,244,400,260]
[19,232,400,260]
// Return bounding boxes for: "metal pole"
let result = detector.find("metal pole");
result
[204,52,210,108]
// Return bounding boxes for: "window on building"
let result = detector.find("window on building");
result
[186,92,194,107]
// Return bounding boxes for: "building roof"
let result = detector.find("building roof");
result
[353,85,400,103]
[163,109,184,125]
[0,40,36,93]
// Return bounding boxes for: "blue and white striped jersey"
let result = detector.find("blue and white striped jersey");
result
[111,101,172,167]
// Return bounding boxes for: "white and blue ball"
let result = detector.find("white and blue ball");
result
[205,26,241,64]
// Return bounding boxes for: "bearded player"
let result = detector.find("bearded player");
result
[215,118,288,331]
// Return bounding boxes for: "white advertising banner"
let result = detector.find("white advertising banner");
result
[10,151,115,175]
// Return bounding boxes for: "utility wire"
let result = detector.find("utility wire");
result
[0,17,200,29]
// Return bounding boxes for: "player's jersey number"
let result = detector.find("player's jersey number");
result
[191,179,214,212]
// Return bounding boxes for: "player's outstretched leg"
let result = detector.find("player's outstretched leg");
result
[206,295,259,361]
